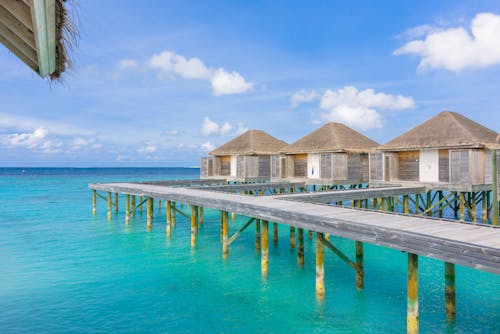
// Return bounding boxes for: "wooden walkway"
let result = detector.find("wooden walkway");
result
[89,182,500,274]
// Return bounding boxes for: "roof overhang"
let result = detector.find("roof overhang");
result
[0,0,59,78]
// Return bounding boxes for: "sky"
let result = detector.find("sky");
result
[1,0,500,167]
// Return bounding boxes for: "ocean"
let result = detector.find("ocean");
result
[0,168,498,333]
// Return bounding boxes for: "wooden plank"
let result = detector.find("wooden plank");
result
[0,0,32,29]
[0,4,35,48]
[0,30,37,71]
[0,19,37,63]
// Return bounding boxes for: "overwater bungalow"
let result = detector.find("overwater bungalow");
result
[370,111,500,192]
[274,122,379,184]
[0,0,72,79]
[200,130,288,181]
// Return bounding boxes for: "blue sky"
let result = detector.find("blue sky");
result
[1,0,500,167]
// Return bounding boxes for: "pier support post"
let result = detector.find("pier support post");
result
[403,195,409,214]
[482,191,488,223]
[191,205,198,248]
[273,223,278,245]
[438,191,443,218]
[131,195,136,218]
[172,202,177,227]
[316,232,325,300]
[107,192,112,221]
[298,228,304,267]
[115,193,119,212]
[459,192,465,221]
[445,262,456,321]
[407,253,419,334]
[199,207,204,225]
[471,192,477,223]
[125,194,130,224]
[140,196,143,214]
[492,150,498,225]
[92,190,96,215]
[147,197,153,229]
[261,220,269,277]
[222,211,229,258]
[255,219,261,252]
[355,241,364,289]
[231,212,236,221]
[166,201,172,237]
[290,226,296,249]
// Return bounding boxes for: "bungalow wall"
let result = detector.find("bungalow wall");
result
[200,156,221,178]
[236,155,271,179]
[319,153,369,182]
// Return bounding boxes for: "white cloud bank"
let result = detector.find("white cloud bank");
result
[290,89,319,108]
[395,12,500,72]
[201,117,248,136]
[1,127,62,153]
[149,51,252,95]
[291,86,415,130]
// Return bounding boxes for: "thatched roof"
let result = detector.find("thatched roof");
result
[282,122,379,154]
[0,0,75,80]
[379,111,500,151]
[209,130,288,156]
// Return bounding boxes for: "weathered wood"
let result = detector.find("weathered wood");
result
[273,222,278,245]
[107,192,112,221]
[222,211,229,257]
[356,241,364,289]
[261,220,269,277]
[459,192,465,221]
[290,226,296,249]
[115,193,119,212]
[88,182,500,275]
[147,197,153,229]
[199,207,204,225]
[316,232,325,299]
[407,253,419,334]
[191,206,197,247]
[166,201,172,237]
[125,194,130,224]
[92,190,96,215]
[445,262,456,321]
[131,195,136,218]
[172,202,176,227]
[298,228,304,267]
[255,219,261,252]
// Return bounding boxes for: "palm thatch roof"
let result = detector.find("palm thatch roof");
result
[209,130,288,156]
[0,0,76,80]
[282,122,379,154]
[379,111,500,151]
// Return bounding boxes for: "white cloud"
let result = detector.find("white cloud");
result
[201,117,248,137]
[201,117,220,136]
[149,51,211,79]
[111,58,139,79]
[2,127,62,153]
[395,12,500,72]
[200,141,215,152]
[0,112,93,136]
[397,24,440,39]
[149,51,252,95]
[137,143,157,154]
[70,137,102,151]
[317,86,415,131]
[210,68,252,96]
[290,89,319,107]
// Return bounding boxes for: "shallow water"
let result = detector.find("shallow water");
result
[0,168,498,333]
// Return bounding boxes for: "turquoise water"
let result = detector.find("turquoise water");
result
[0,168,498,334]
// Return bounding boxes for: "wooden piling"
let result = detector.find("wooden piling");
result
[297,228,304,267]
[407,253,419,334]
[222,211,229,258]
[255,219,261,252]
[290,226,296,249]
[115,193,119,212]
[471,192,477,223]
[131,195,136,218]
[166,200,172,237]
[107,192,112,221]
[492,149,498,225]
[355,241,364,289]
[482,191,488,223]
[459,192,465,221]
[139,196,143,213]
[199,207,204,225]
[231,212,236,221]
[426,192,432,216]
[92,190,97,215]
[194,206,199,233]
[125,194,130,224]
[316,232,325,300]
[438,191,443,218]
[445,262,456,321]
[147,197,153,229]
[273,222,278,245]
[172,202,177,227]
[191,205,197,248]
[261,220,269,277]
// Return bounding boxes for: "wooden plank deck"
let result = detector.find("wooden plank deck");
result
[89,182,500,275]
[192,182,306,192]
[278,186,426,203]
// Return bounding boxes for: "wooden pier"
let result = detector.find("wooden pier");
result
[89,180,500,333]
